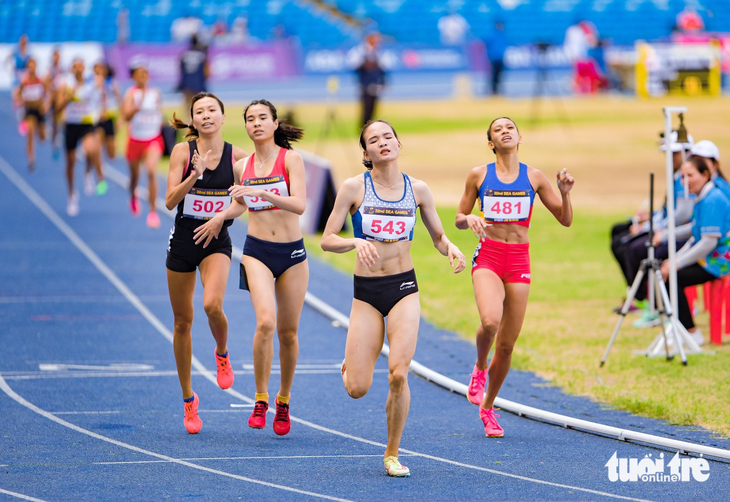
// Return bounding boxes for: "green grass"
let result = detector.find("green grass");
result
[306,206,730,437]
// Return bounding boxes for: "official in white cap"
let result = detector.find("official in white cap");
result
[691,140,728,201]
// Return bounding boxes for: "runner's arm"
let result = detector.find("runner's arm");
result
[533,167,574,227]
[456,166,489,239]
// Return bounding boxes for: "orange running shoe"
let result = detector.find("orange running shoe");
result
[273,399,291,436]
[248,400,268,429]
[183,392,202,434]
[215,350,234,389]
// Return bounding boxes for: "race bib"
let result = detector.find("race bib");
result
[242,175,289,211]
[482,189,531,223]
[362,207,415,243]
[182,187,231,220]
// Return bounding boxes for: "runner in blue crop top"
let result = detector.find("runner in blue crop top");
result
[321,119,466,477]
[456,117,575,438]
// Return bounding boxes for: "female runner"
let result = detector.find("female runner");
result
[95,61,122,160]
[321,119,466,477]
[14,57,50,171]
[165,92,247,433]
[456,117,574,437]
[122,60,164,228]
[55,58,106,216]
[195,99,307,437]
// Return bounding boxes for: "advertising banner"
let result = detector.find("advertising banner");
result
[104,41,299,86]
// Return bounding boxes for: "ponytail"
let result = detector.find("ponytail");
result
[244,99,304,150]
[169,111,199,140]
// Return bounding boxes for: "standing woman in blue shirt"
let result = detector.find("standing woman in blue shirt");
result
[178,34,209,119]
[661,155,730,343]
[455,117,574,438]
[321,119,466,477]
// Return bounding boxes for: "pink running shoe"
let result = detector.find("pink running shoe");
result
[18,119,28,136]
[248,400,269,429]
[480,407,504,438]
[215,350,234,389]
[273,399,291,436]
[183,392,202,434]
[147,211,160,228]
[130,197,141,217]
[467,364,487,405]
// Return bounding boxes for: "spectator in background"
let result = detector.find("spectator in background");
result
[676,8,704,32]
[483,21,508,96]
[230,16,250,44]
[178,35,209,119]
[356,53,386,126]
[171,12,204,43]
[438,9,469,46]
[117,9,130,45]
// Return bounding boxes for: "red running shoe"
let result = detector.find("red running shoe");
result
[215,350,234,389]
[467,364,487,406]
[130,197,141,217]
[183,392,202,434]
[248,400,268,429]
[273,399,291,436]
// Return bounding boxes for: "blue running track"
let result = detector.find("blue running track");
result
[0,93,728,501]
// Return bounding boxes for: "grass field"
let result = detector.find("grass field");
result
[143,93,730,436]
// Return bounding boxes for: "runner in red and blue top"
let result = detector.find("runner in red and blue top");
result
[14,57,50,172]
[122,59,164,228]
[196,99,307,437]
[456,117,575,438]
[164,92,247,434]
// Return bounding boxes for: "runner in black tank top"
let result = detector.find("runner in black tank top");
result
[164,92,247,434]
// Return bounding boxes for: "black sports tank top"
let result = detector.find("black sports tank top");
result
[174,140,236,230]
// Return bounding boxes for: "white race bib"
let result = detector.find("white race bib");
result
[362,206,415,242]
[242,175,289,211]
[182,187,231,220]
[482,190,530,223]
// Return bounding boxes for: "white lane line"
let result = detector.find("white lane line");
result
[0,375,350,502]
[39,363,155,371]
[52,411,121,415]
[0,295,169,304]
[0,488,48,502]
[95,454,407,466]
[0,369,385,381]
[51,409,251,415]
[1,157,654,501]
[0,156,351,502]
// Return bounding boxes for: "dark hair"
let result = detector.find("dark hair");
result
[169,92,225,140]
[688,154,723,181]
[487,117,519,153]
[358,119,399,170]
[244,99,303,150]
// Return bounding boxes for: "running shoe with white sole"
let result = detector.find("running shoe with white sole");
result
[480,407,504,438]
[183,392,202,434]
[248,400,268,429]
[467,363,487,405]
[215,350,234,389]
[84,174,95,195]
[384,456,410,477]
[66,193,79,217]
[273,399,291,436]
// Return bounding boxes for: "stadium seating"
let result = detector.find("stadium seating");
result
[1,0,730,47]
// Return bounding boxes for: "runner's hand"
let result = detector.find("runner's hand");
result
[466,213,489,240]
[354,239,379,268]
[228,184,262,199]
[447,243,466,274]
[557,168,575,195]
[191,149,212,178]
[193,214,223,248]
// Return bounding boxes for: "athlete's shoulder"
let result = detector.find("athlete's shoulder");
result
[171,141,191,157]
[343,173,366,187]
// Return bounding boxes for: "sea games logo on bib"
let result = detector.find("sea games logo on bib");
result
[605,452,710,483]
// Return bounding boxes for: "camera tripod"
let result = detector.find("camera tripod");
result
[600,173,703,367]
[529,42,570,129]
